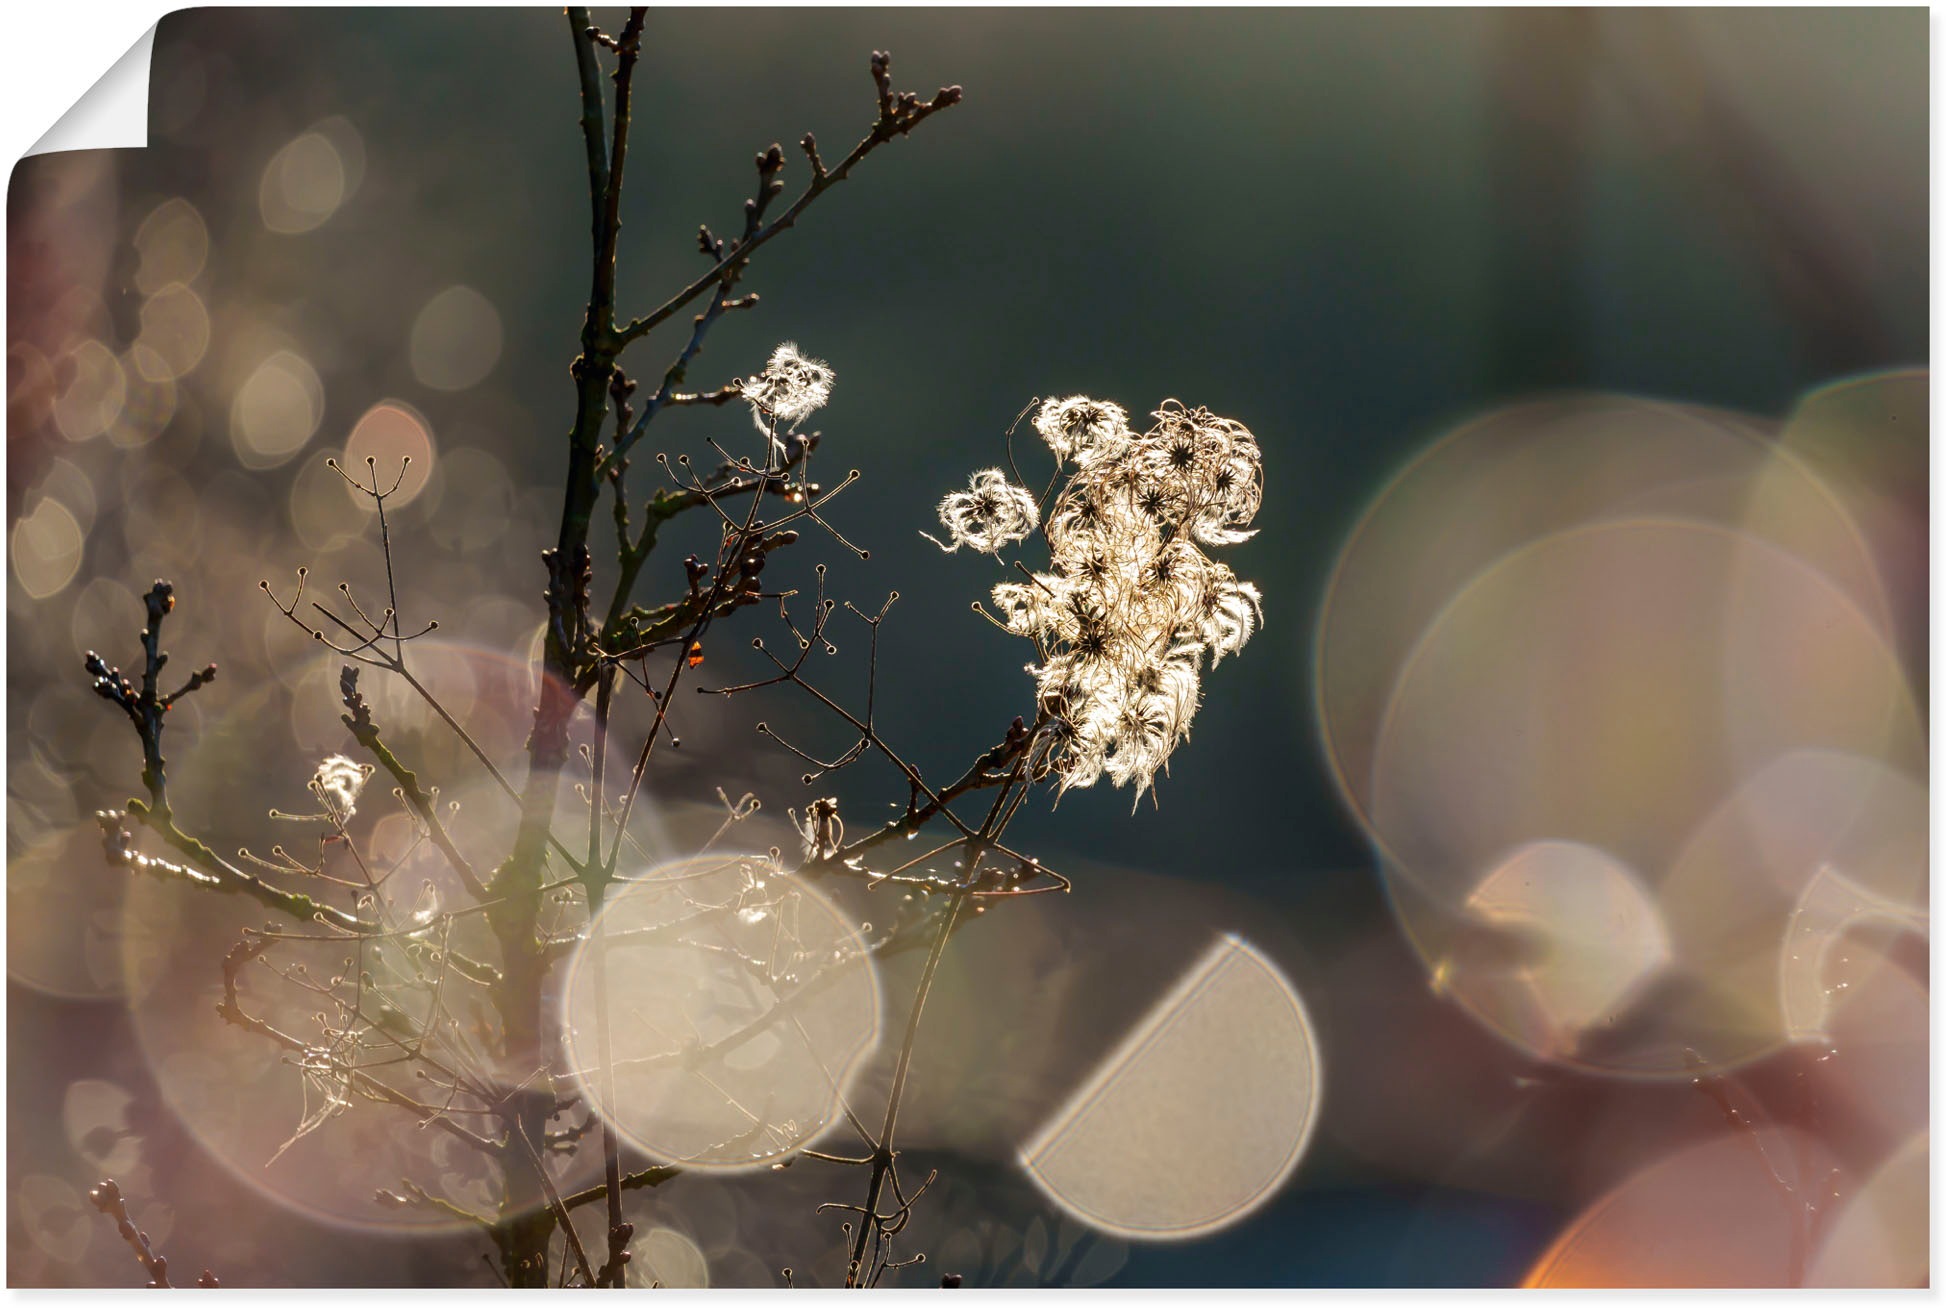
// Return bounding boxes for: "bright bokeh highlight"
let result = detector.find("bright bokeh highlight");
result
[1021,934,1319,1239]
[1316,380,1926,1078]
[562,855,881,1172]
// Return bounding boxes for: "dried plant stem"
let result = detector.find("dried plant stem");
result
[349,727,486,899]
[582,668,633,1288]
[514,1120,598,1288]
[87,1179,220,1288]
[602,436,781,882]
[607,60,961,365]
[839,745,1037,1287]
[561,1163,680,1213]
[476,9,639,1283]
[216,934,501,1156]
[84,6,962,1288]
[845,888,966,1287]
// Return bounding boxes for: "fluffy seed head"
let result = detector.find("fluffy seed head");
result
[1033,396,1133,466]
[933,395,1265,802]
[744,342,834,430]
[930,469,1041,554]
[312,755,371,819]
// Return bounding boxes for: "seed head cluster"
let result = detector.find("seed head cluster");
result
[743,342,834,445]
[934,395,1264,803]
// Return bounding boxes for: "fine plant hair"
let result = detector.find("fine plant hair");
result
[77,11,1260,1290]
[939,397,1265,805]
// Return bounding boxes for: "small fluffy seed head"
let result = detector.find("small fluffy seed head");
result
[312,755,371,819]
[931,468,1041,554]
[1033,396,1133,467]
[744,342,834,430]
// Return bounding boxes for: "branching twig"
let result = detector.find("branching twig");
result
[338,666,489,900]
[560,1164,681,1213]
[83,10,968,1290]
[609,51,962,359]
[215,933,502,1157]
[88,1179,219,1289]
[84,581,215,817]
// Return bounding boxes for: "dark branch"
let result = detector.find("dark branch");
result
[561,1165,680,1213]
[611,51,961,352]
[88,1179,218,1288]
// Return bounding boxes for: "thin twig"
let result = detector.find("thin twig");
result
[610,52,961,356]
[88,1180,218,1288]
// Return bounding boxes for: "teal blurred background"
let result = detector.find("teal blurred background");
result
[8,6,1927,1287]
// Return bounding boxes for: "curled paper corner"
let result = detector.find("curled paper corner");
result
[24,22,157,158]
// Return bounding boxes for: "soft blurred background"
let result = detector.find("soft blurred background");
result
[6,6,1928,1288]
